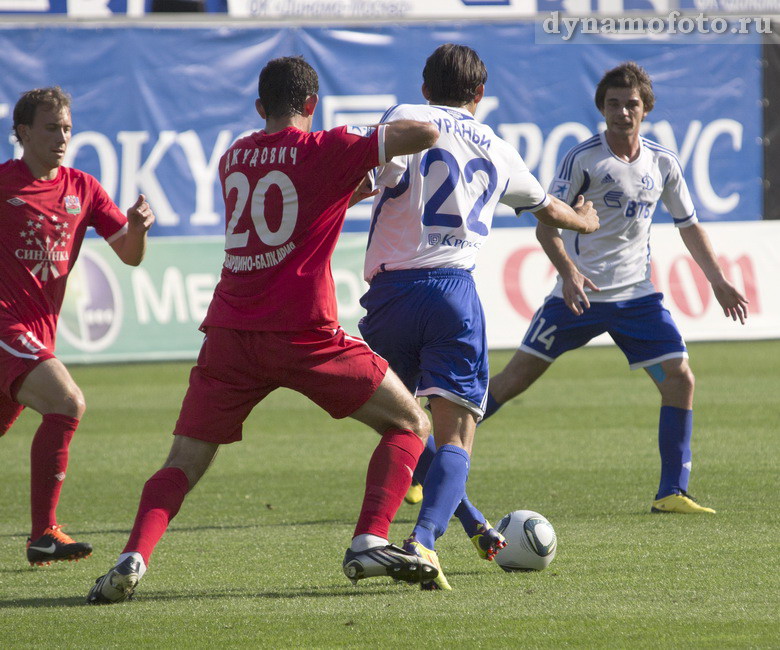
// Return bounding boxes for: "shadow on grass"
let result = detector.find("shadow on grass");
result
[0,583,404,609]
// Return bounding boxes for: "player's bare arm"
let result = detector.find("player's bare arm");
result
[109,194,156,266]
[678,223,749,324]
[348,173,379,208]
[536,222,599,316]
[383,119,439,159]
[535,194,599,234]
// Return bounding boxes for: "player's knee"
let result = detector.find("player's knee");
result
[400,406,430,440]
[57,387,86,419]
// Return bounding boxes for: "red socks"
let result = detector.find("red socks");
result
[30,413,79,539]
[353,428,424,540]
[123,467,190,566]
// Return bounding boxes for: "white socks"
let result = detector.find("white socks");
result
[350,534,388,552]
[117,551,147,579]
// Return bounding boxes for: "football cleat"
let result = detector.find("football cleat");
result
[342,543,438,586]
[86,556,142,605]
[404,480,423,505]
[651,491,716,514]
[26,525,92,566]
[402,536,452,591]
[470,521,507,561]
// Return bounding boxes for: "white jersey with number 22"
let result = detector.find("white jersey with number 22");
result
[364,103,549,281]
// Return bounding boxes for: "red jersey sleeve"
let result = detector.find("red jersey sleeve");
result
[82,173,127,242]
[314,125,385,192]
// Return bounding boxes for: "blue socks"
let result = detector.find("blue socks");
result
[412,435,436,485]
[657,406,693,499]
[454,496,484,538]
[413,444,470,549]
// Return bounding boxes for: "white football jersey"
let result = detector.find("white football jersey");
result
[364,103,549,281]
[549,132,697,301]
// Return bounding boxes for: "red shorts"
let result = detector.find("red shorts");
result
[0,325,55,400]
[173,326,388,444]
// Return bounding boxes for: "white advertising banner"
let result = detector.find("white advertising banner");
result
[473,220,780,349]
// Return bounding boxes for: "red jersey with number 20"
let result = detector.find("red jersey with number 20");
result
[0,159,127,347]
[203,124,386,332]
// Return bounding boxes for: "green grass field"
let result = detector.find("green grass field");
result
[1,340,778,648]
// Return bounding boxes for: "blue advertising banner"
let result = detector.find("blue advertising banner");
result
[0,22,763,238]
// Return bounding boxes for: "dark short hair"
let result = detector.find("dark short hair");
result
[257,56,319,119]
[422,43,488,107]
[595,61,655,113]
[13,86,71,142]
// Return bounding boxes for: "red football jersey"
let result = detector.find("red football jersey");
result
[203,124,386,332]
[0,159,127,347]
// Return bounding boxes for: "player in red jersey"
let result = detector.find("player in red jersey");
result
[87,56,440,604]
[0,87,155,566]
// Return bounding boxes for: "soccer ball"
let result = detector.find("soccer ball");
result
[494,509,557,572]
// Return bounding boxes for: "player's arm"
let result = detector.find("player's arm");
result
[678,223,748,324]
[535,194,599,234]
[109,194,156,266]
[536,222,599,316]
[660,152,748,324]
[382,119,439,159]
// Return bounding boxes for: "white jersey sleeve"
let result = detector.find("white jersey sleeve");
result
[658,151,698,228]
[499,147,549,213]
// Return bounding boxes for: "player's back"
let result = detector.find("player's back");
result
[365,103,543,280]
[205,125,379,332]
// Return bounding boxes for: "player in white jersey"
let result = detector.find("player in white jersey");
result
[483,62,748,515]
[359,44,599,589]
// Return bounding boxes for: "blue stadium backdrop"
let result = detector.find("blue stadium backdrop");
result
[0,22,775,359]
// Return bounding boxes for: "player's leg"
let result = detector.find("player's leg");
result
[357,273,431,506]
[610,294,713,514]
[0,392,25,437]
[484,351,552,419]
[482,297,601,420]
[86,435,219,605]
[88,328,269,604]
[644,358,712,513]
[343,367,440,585]
[14,357,92,565]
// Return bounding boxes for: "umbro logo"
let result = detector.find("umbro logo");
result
[601,173,616,184]
[7,197,26,206]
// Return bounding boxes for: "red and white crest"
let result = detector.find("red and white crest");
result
[64,194,81,214]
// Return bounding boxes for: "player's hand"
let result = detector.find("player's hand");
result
[712,278,749,324]
[562,270,600,315]
[127,194,155,233]
[572,195,599,234]
[348,175,379,208]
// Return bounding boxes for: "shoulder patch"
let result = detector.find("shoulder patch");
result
[550,179,571,200]
[346,125,375,138]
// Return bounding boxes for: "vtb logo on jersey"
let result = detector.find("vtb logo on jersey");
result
[64,195,82,214]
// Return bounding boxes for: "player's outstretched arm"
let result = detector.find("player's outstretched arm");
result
[678,223,749,324]
[383,120,439,159]
[536,222,599,316]
[535,195,599,234]
[110,194,156,266]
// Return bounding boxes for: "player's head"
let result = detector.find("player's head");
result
[422,43,487,108]
[595,62,655,114]
[13,86,72,144]
[257,56,319,120]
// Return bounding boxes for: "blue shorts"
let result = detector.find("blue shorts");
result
[359,268,488,417]
[521,293,687,370]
